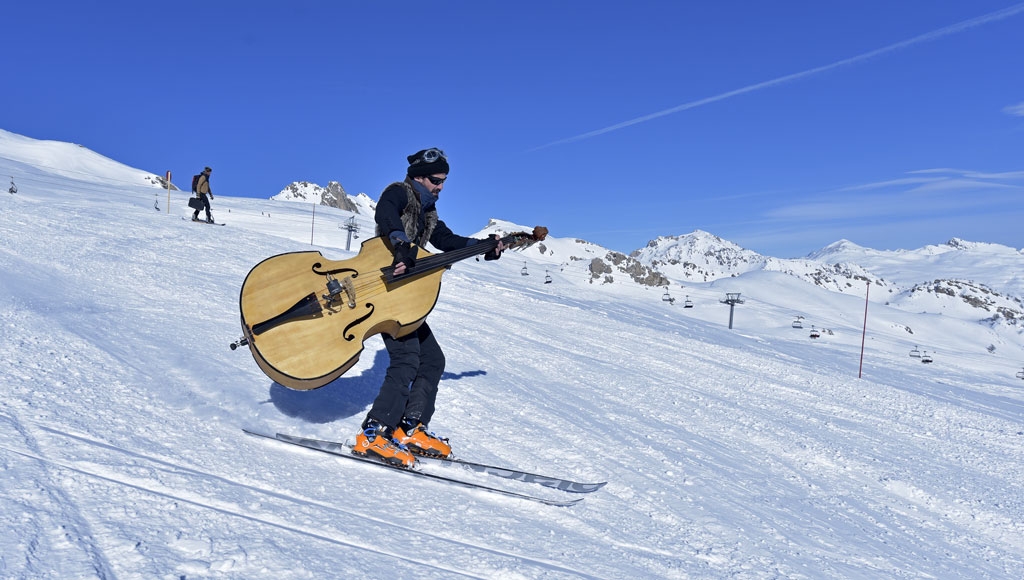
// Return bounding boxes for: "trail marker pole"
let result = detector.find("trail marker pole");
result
[165,170,172,213]
[859,281,870,378]
[310,203,316,245]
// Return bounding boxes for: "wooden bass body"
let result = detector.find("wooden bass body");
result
[238,236,439,390]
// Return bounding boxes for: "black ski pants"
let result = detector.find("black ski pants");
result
[192,193,212,221]
[367,322,445,430]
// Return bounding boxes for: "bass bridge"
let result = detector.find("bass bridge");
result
[323,273,356,309]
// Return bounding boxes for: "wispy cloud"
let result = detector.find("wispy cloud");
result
[764,170,1024,222]
[717,169,1024,256]
[1004,102,1024,116]
[534,3,1024,150]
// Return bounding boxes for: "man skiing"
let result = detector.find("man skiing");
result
[352,148,505,468]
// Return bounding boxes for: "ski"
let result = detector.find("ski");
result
[279,434,605,493]
[360,445,606,493]
[181,216,225,225]
[243,429,584,507]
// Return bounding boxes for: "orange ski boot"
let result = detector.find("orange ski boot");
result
[395,421,452,458]
[352,420,415,468]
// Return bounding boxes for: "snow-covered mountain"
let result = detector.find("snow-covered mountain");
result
[3,128,1024,578]
[0,128,170,189]
[627,230,1024,332]
[810,236,1024,296]
[270,180,376,215]
[631,229,769,281]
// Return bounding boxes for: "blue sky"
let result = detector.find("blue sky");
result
[4,1,1023,258]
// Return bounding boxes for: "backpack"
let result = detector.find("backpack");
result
[191,174,202,193]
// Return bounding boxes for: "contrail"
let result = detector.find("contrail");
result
[533,3,1024,150]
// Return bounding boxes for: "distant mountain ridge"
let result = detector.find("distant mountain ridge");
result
[626,230,1024,330]
[271,181,360,212]
[473,222,1023,330]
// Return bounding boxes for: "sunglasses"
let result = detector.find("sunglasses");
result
[425,175,447,185]
[411,148,446,165]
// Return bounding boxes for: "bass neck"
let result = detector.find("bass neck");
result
[381,227,547,284]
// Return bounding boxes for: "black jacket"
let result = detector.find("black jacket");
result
[374,179,473,252]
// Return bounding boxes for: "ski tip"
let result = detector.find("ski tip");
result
[544,497,586,507]
[566,481,608,493]
[242,428,278,440]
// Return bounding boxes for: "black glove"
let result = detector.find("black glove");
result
[392,241,416,270]
[484,234,502,261]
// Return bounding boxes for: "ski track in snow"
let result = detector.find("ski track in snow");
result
[0,412,116,579]
[1,420,601,579]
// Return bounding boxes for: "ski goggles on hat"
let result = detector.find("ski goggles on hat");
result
[410,148,446,165]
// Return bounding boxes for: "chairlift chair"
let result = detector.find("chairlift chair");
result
[920,351,933,364]
[544,270,552,284]
[1015,367,1024,380]
[521,262,529,276]
[683,296,694,308]
[662,289,673,302]
[792,318,803,329]
[809,325,820,339]
[909,346,922,358]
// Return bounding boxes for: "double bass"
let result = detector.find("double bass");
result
[238,226,548,390]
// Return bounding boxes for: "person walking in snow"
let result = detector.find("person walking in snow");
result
[352,148,505,468]
[192,166,215,223]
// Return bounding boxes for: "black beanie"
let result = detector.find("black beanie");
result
[407,149,450,178]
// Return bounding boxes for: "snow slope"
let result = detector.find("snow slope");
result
[2,131,1024,579]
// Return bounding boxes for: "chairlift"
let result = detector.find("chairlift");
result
[909,346,922,358]
[1016,367,1024,380]
[792,317,803,329]
[920,351,933,364]
[683,295,694,308]
[809,325,820,339]
[521,262,529,276]
[544,270,552,284]
[662,289,675,303]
